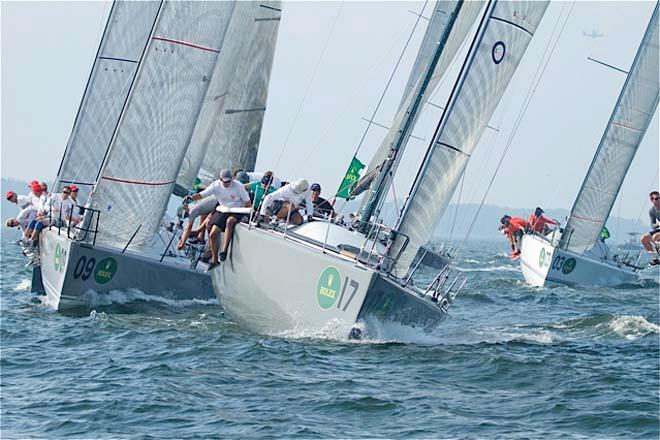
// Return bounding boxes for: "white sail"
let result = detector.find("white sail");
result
[54,1,162,203]
[356,1,484,216]
[87,1,235,250]
[175,1,281,192]
[560,2,659,254]
[398,1,456,110]
[392,0,549,276]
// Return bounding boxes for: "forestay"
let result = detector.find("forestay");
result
[175,1,282,192]
[54,1,162,203]
[356,1,484,217]
[560,2,660,254]
[87,1,235,250]
[392,0,549,276]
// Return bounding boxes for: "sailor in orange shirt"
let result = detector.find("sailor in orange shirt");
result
[499,215,528,258]
[527,207,560,235]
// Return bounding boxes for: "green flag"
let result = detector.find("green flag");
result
[336,156,366,199]
[600,226,610,241]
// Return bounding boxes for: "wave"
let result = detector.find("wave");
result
[455,265,520,273]
[13,279,31,292]
[609,315,660,340]
[549,314,659,341]
[79,288,218,309]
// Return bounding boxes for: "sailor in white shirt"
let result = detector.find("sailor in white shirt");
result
[191,169,251,269]
[44,187,79,226]
[259,179,313,226]
[5,191,31,209]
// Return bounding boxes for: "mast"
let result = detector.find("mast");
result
[559,1,660,254]
[358,2,466,231]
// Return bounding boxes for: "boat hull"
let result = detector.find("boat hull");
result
[210,224,447,338]
[38,230,214,311]
[519,233,638,287]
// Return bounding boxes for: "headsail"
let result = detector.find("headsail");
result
[175,1,282,192]
[87,1,235,250]
[392,0,550,276]
[54,1,162,202]
[397,1,456,110]
[560,2,659,254]
[356,1,485,223]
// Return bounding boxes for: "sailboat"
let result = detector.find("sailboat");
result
[211,0,549,338]
[519,2,659,288]
[36,1,282,310]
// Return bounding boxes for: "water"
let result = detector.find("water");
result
[2,230,658,439]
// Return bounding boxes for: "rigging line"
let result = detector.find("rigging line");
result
[447,170,466,247]
[455,1,576,261]
[273,2,345,171]
[352,0,429,157]
[295,10,429,176]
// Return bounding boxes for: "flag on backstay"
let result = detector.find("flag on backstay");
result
[336,156,365,199]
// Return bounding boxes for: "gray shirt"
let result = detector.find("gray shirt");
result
[650,205,660,231]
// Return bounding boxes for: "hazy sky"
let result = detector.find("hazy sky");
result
[1,1,658,221]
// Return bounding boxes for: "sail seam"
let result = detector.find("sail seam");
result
[101,176,176,186]
[490,16,533,37]
[571,214,604,223]
[152,36,220,53]
[610,121,644,133]
[98,56,139,64]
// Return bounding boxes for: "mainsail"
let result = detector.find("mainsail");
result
[392,0,550,276]
[87,1,235,250]
[54,1,162,202]
[356,1,484,223]
[559,2,660,254]
[175,1,282,192]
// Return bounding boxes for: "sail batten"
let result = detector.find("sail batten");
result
[560,2,659,254]
[391,0,550,276]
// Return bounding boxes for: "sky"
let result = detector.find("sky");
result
[1,1,658,222]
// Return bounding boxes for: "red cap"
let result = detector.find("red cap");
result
[30,181,41,192]
[68,185,79,192]
[5,191,16,201]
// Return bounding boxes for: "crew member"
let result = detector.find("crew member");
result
[641,190,660,266]
[190,169,250,269]
[500,215,528,258]
[259,179,313,226]
[527,207,559,235]
[310,183,335,218]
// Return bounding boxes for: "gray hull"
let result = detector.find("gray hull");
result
[210,223,446,338]
[39,230,214,311]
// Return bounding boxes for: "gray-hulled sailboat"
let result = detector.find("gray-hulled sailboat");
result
[211,0,549,338]
[37,1,281,310]
[519,2,659,287]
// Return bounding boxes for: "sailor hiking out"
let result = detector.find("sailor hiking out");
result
[189,169,251,269]
[259,178,314,226]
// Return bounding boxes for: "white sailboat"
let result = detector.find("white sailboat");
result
[519,2,659,288]
[36,1,282,311]
[211,0,549,338]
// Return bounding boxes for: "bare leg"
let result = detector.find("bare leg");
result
[222,217,238,253]
[209,225,221,264]
[641,234,653,252]
[177,222,194,250]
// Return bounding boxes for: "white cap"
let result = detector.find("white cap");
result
[290,179,309,194]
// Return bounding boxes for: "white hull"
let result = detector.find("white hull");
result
[519,233,639,287]
[211,223,447,338]
[38,230,214,311]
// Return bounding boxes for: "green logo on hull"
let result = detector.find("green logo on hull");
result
[54,244,62,272]
[562,258,576,274]
[94,258,117,284]
[316,266,342,309]
[539,249,546,267]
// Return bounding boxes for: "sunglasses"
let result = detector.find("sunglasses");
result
[652,197,660,201]
[63,191,71,195]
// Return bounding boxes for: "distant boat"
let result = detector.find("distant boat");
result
[620,232,642,250]
[582,29,604,39]
[211,0,549,338]
[519,2,659,287]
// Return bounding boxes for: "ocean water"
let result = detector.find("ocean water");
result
[1,230,658,439]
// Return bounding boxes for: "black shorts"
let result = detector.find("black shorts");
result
[209,212,240,232]
[268,200,285,216]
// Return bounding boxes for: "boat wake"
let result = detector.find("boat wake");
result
[13,279,31,292]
